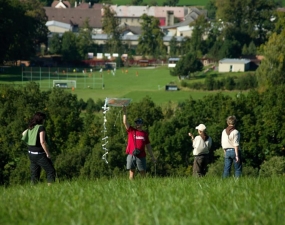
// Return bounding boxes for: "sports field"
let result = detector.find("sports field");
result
[0,65,241,106]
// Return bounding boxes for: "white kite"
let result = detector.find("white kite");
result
[101,97,131,163]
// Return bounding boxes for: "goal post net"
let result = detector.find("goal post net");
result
[53,80,76,88]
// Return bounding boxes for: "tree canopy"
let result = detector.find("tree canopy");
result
[215,0,277,46]
[0,0,48,63]
[170,52,203,77]
[256,29,285,89]
[102,4,122,54]
[137,14,166,58]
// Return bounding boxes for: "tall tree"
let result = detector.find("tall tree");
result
[49,34,61,54]
[170,52,203,77]
[77,19,93,59]
[215,0,277,46]
[256,30,285,89]
[61,32,80,62]
[0,0,48,63]
[137,14,166,58]
[189,14,210,57]
[169,36,178,57]
[101,4,122,54]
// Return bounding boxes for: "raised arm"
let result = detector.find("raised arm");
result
[123,106,130,130]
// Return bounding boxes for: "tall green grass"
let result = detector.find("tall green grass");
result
[0,177,284,225]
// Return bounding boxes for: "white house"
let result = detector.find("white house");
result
[218,58,251,72]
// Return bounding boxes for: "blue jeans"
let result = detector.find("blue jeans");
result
[223,149,242,178]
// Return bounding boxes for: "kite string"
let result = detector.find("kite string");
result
[102,98,109,164]
[101,98,131,164]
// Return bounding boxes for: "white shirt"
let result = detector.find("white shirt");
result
[193,135,212,155]
[221,129,240,149]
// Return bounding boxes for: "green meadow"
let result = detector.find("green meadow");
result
[0,65,242,106]
[0,177,284,225]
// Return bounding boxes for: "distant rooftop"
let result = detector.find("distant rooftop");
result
[46,20,72,30]
[219,58,251,64]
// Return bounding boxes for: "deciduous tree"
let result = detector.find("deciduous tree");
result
[49,34,61,54]
[0,0,48,63]
[256,30,285,89]
[61,32,80,62]
[215,0,277,46]
[137,14,166,58]
[102,4,122,54]
[170,52,203,77]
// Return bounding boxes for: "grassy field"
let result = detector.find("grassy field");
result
[0,65,243,106]
[0,177,284,225]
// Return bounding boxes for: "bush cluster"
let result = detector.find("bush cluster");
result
[183,73,257,91]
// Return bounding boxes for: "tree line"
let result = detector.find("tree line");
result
[180,72,258,91]
[0,82,285,186]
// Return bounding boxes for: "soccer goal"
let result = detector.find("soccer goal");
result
[53,80,76,88]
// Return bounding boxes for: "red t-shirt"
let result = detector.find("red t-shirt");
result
[125,126,150,158]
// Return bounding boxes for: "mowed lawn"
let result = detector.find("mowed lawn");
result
[71,66,212,104]
[0,65,243,106]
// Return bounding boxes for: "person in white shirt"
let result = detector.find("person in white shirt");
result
[221,115,242,178]
[189,124,212,177]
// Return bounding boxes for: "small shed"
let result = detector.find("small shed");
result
[218,58,251,72]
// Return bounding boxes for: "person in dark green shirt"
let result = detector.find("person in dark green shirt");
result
[22,112,56,185]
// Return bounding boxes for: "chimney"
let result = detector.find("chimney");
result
[75,1,77,7]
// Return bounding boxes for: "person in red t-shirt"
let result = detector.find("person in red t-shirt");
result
[123,106,156,179]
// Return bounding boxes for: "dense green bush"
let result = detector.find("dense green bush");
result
[186,73,257,90]
[259,156,285,177]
